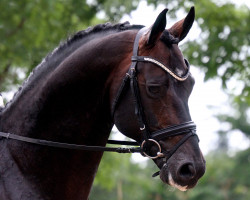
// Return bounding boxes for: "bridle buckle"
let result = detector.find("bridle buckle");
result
[140,125,145,131]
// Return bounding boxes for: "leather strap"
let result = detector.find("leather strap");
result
[151,131,198,178]
[131,56,190,81]
[162,131,198,160]
[111,27,147,117]
[150,121,196,141]
[0,131,141,153]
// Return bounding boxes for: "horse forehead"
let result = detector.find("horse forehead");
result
[149,42,184,63]
[142,43,187,78]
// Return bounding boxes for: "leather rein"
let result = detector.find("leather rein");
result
[0,27,198,161]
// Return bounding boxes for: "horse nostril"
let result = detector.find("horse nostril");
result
[178,163,196,179]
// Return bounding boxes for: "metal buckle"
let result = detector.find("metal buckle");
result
[141,139,164,159]
[140,125,145,131]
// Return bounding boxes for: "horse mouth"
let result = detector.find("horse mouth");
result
[159,163,199,191]
[168,173,188,191]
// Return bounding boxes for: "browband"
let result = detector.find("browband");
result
[131,56,190,81]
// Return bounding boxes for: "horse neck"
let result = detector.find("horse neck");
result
[1,30,136,140]
[0,30,136,200]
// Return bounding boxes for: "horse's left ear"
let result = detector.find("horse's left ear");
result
[147,8,168,45]
[168,6,195,42]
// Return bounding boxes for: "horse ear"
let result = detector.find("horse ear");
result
[147,8,168,45]
[168,6,195,42]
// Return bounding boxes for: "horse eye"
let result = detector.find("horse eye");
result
[146,84,166,98]
[148,85,161,94]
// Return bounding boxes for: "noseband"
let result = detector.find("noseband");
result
[112,27,198,160]
[0,28,198,165]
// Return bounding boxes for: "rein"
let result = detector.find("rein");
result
[0,131,141,153]
[0,27,198,162]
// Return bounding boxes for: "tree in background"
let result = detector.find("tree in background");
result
[0,0,141,91]
[180,0,250,144]
[154,0,250,146]
[91,0,250,199]
[1,0,249,139]
[90,148,250,200]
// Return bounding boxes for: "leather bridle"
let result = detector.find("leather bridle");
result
[111,27,198,160]
[0,27,198,163]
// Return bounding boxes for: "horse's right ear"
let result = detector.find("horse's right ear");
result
[168,6,195,42]
[147,8,168,45]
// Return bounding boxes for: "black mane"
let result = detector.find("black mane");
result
[3,22,143,111]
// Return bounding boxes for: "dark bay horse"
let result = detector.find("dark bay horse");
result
[0,7,205,200]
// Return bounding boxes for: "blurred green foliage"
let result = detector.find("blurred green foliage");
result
[0,0,95,90]
[0,0,249,138]
[0,0,249,199]
[151,0,250,140]
[90,148,250,200]
[181,1,250,140]
[0,0,141,91]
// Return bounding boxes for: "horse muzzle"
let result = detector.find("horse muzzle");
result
[155,136,206,191]
[140,122,206,191]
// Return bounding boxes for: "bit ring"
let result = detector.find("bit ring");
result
[141,139,163,159]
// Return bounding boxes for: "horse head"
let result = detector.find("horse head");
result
[0,7,206,199]
[113,7,205,191]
